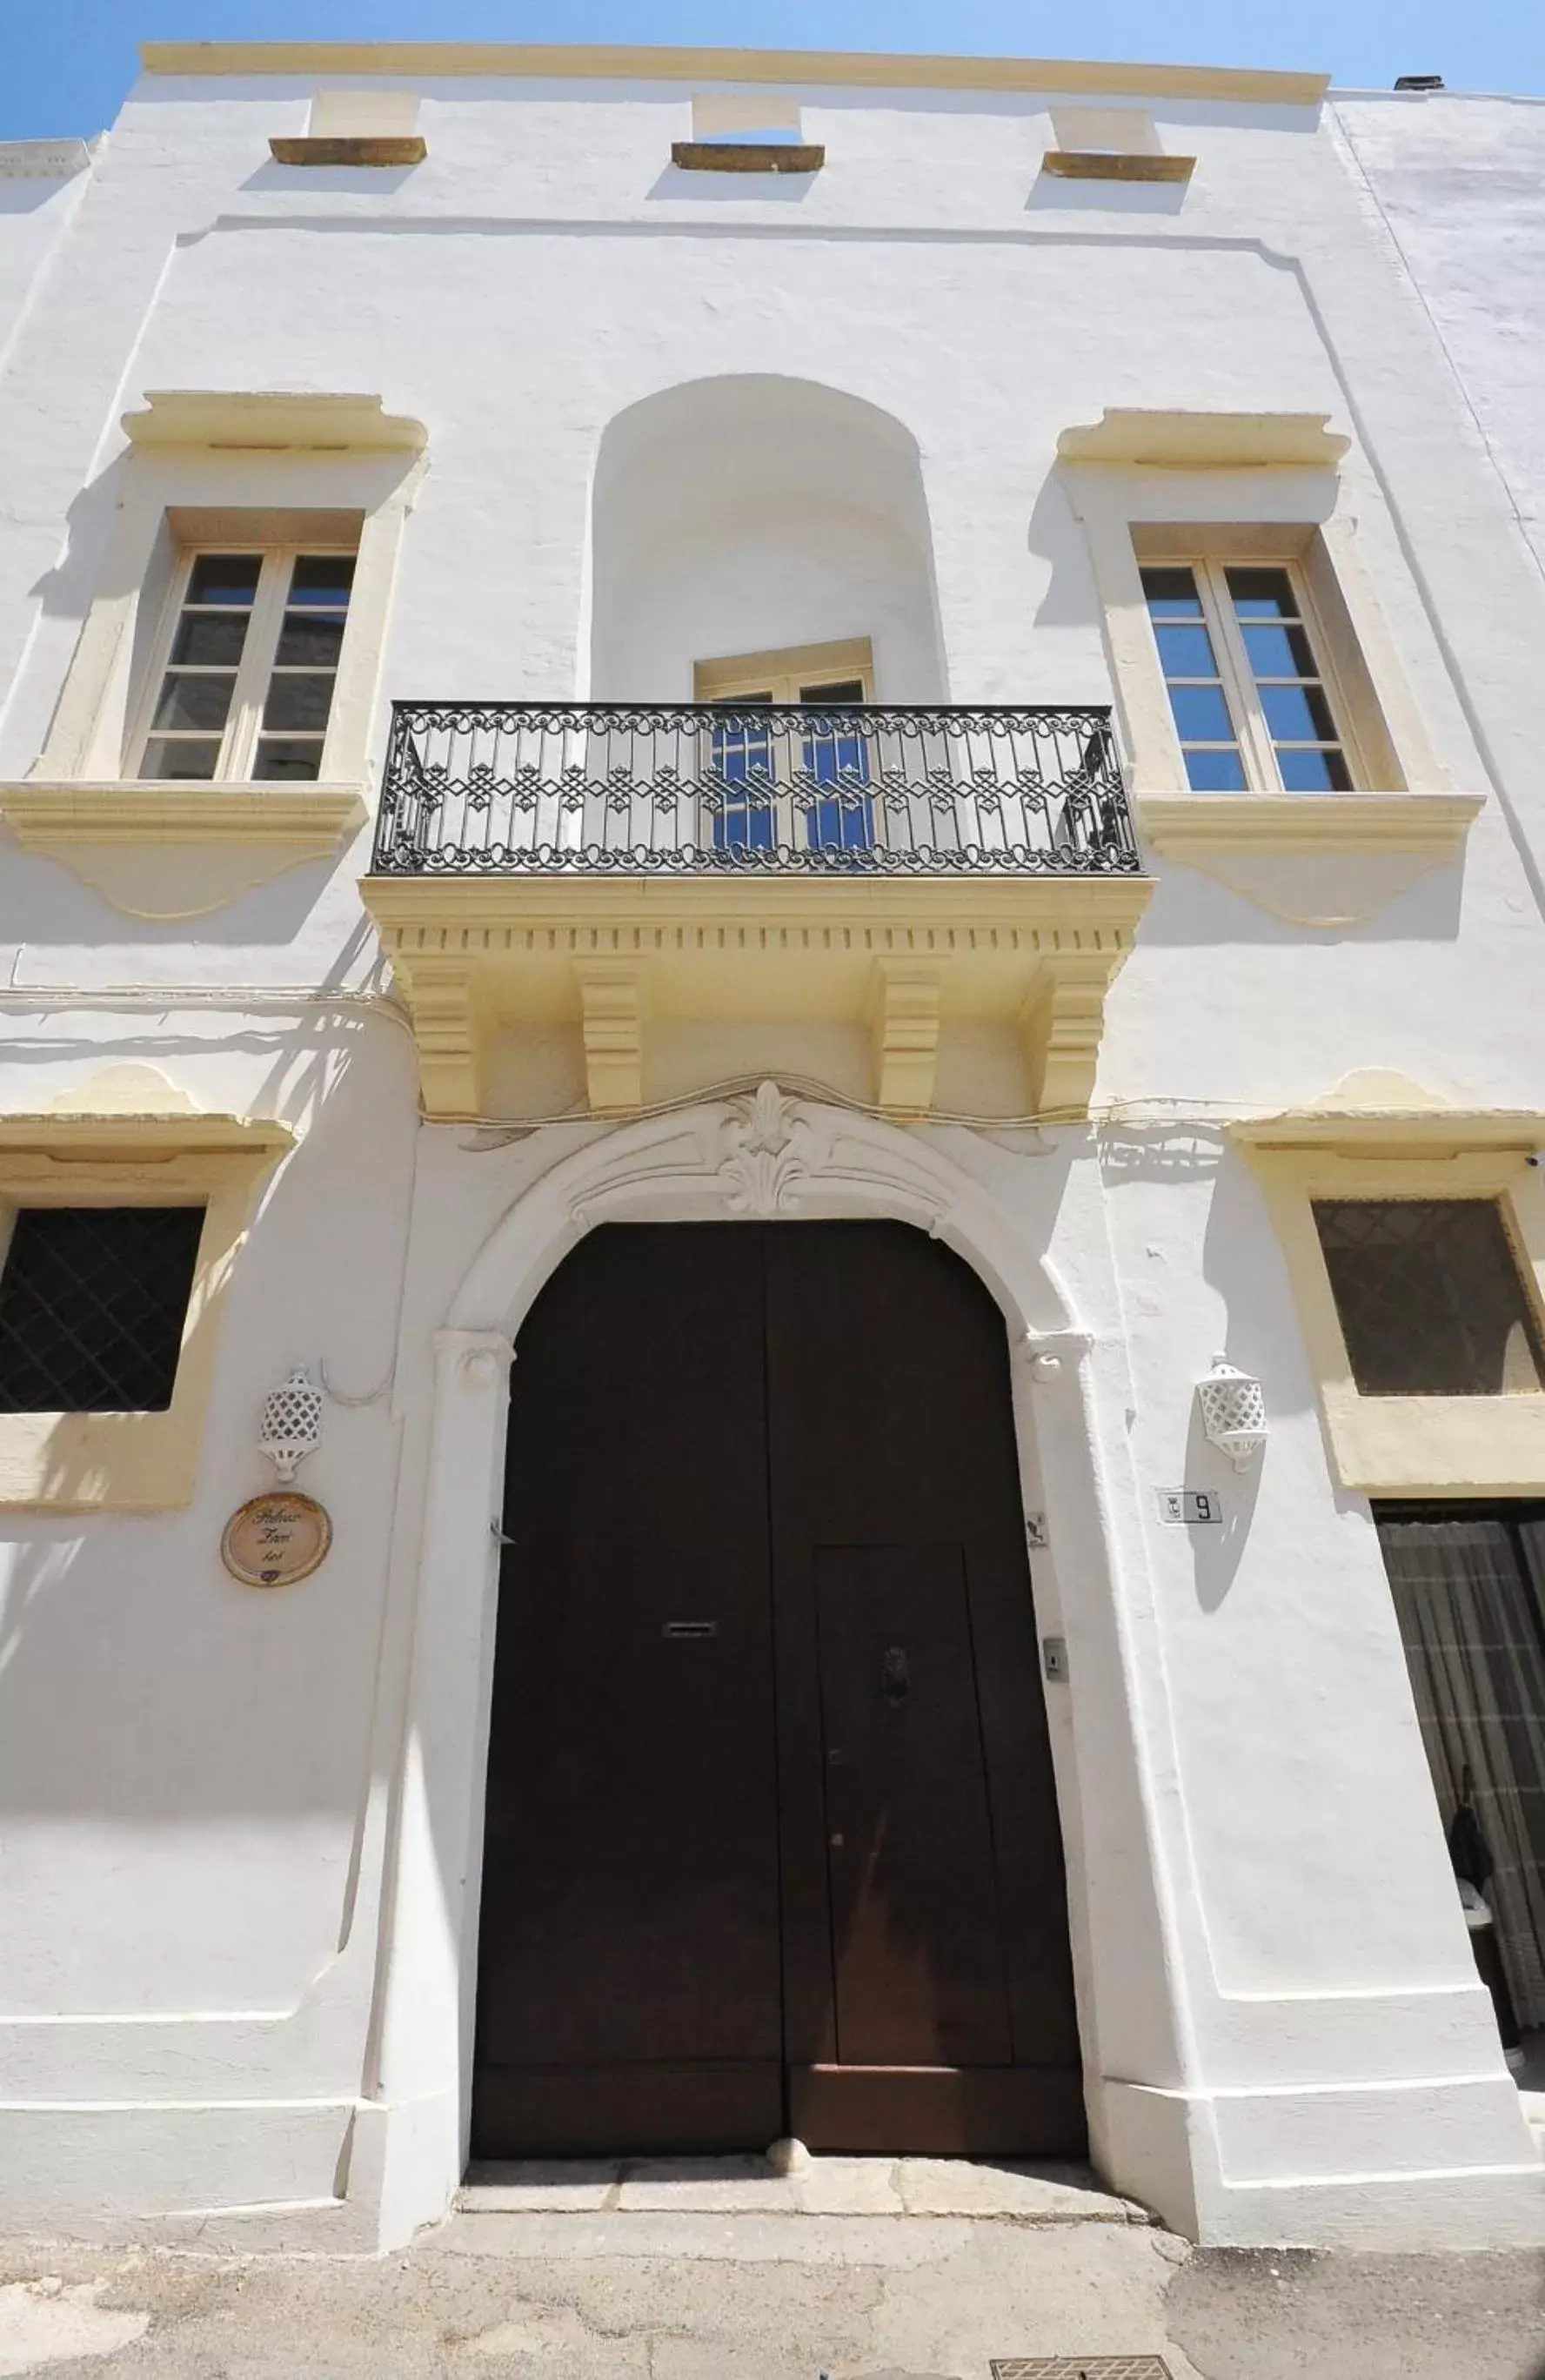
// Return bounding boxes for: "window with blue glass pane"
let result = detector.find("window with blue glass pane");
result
[799,679,873,853]
[1225,567,1351,792]
[1140,567,1247,791]
[1141,558,1354,793]
[708,696,776,850]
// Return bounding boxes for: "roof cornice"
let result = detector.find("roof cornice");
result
[138,43,1329,108]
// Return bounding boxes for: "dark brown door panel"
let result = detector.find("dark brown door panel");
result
[473,1221,1083,2160]
[788,2062,1087,2158]
[814,1542,1011,2069]
[475,1226,779,2138]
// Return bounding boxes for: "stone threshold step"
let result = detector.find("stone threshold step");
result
[458,2155,1153,2223]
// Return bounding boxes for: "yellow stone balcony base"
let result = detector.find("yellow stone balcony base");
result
[361,873,1154,1123]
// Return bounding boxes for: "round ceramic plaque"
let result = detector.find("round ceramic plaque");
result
[221,1491,331,1590]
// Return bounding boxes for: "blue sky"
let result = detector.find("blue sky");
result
[3,0,1542,143]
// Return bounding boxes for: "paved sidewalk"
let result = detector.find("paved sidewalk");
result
[1,2160,1543,2378]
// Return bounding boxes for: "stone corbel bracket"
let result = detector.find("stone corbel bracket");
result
[870,961,943,1121]
[577,963,648,1116]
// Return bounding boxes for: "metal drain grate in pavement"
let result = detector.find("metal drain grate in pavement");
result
[991,2361,1172,2379]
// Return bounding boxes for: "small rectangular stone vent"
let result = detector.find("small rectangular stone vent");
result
[991,2361,1173,2379]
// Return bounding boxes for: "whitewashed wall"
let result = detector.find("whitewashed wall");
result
[1334,92,1545,584]
[0,58,1542,2249]
[0,144,92,379]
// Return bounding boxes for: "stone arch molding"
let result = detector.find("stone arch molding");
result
[448,1083,1083,1353]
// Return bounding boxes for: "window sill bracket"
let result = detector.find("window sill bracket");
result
[0,780,367,918]
[1136,791,1484,925]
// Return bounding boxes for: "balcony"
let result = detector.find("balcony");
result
[361,701,1153,1122]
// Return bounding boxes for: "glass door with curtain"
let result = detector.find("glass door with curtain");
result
[1374,1504,1545,2035]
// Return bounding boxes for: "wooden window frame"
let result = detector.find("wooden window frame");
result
[1145,552,1365,794]
[126,541,358,785]
[692,637,875,704]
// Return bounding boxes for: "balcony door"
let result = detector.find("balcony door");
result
[698,640,876,857]
[472,1220,1085,2162]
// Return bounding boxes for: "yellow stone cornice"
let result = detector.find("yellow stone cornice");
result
[0,1112,294,1163]
[1230,1107,1545,1161]
[1058,410,1351,472]
[141,42,1329,108]
[121,390,426,454]
[359,870,1153,941]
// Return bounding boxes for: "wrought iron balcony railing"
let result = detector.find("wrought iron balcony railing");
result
[371,701,1139,877]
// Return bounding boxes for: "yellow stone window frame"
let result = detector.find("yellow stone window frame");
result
[0,392,427,919]
[1058,412,1484,923]
[1233,1102,1545,1495]
[0,1100,294,1512]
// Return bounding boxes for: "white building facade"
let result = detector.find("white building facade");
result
[1,43,1544,2253]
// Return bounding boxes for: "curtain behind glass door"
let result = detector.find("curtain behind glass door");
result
[1376,1507,1545,2027]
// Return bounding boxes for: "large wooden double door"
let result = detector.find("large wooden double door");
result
[472,1221,1083,2159]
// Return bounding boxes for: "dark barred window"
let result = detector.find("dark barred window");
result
[0,1207,204,1413]
[1314,1198,1545,1397]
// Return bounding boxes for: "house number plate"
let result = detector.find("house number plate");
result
[221,1492,332,1589]
[1155,1488,1223,1525]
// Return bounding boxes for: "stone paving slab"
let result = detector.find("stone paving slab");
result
[893,2162,1137,2223]
[460,2162,620,2213]
[460,2156,1139,2224]
[440,2211,990,2267]
[616,2155,797,2212]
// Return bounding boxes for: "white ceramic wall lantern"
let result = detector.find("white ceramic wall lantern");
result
[258,1367,324,1482]
[1197,1353,1267,1472]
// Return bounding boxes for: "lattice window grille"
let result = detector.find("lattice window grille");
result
[1314,1198,1545,1398]
[0,1205,204,1414]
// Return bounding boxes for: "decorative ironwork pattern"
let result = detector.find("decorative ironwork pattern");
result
[371,701,1138,877]
[0,1205,203,1413]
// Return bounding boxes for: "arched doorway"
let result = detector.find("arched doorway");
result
[472,1217,1084,2160]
